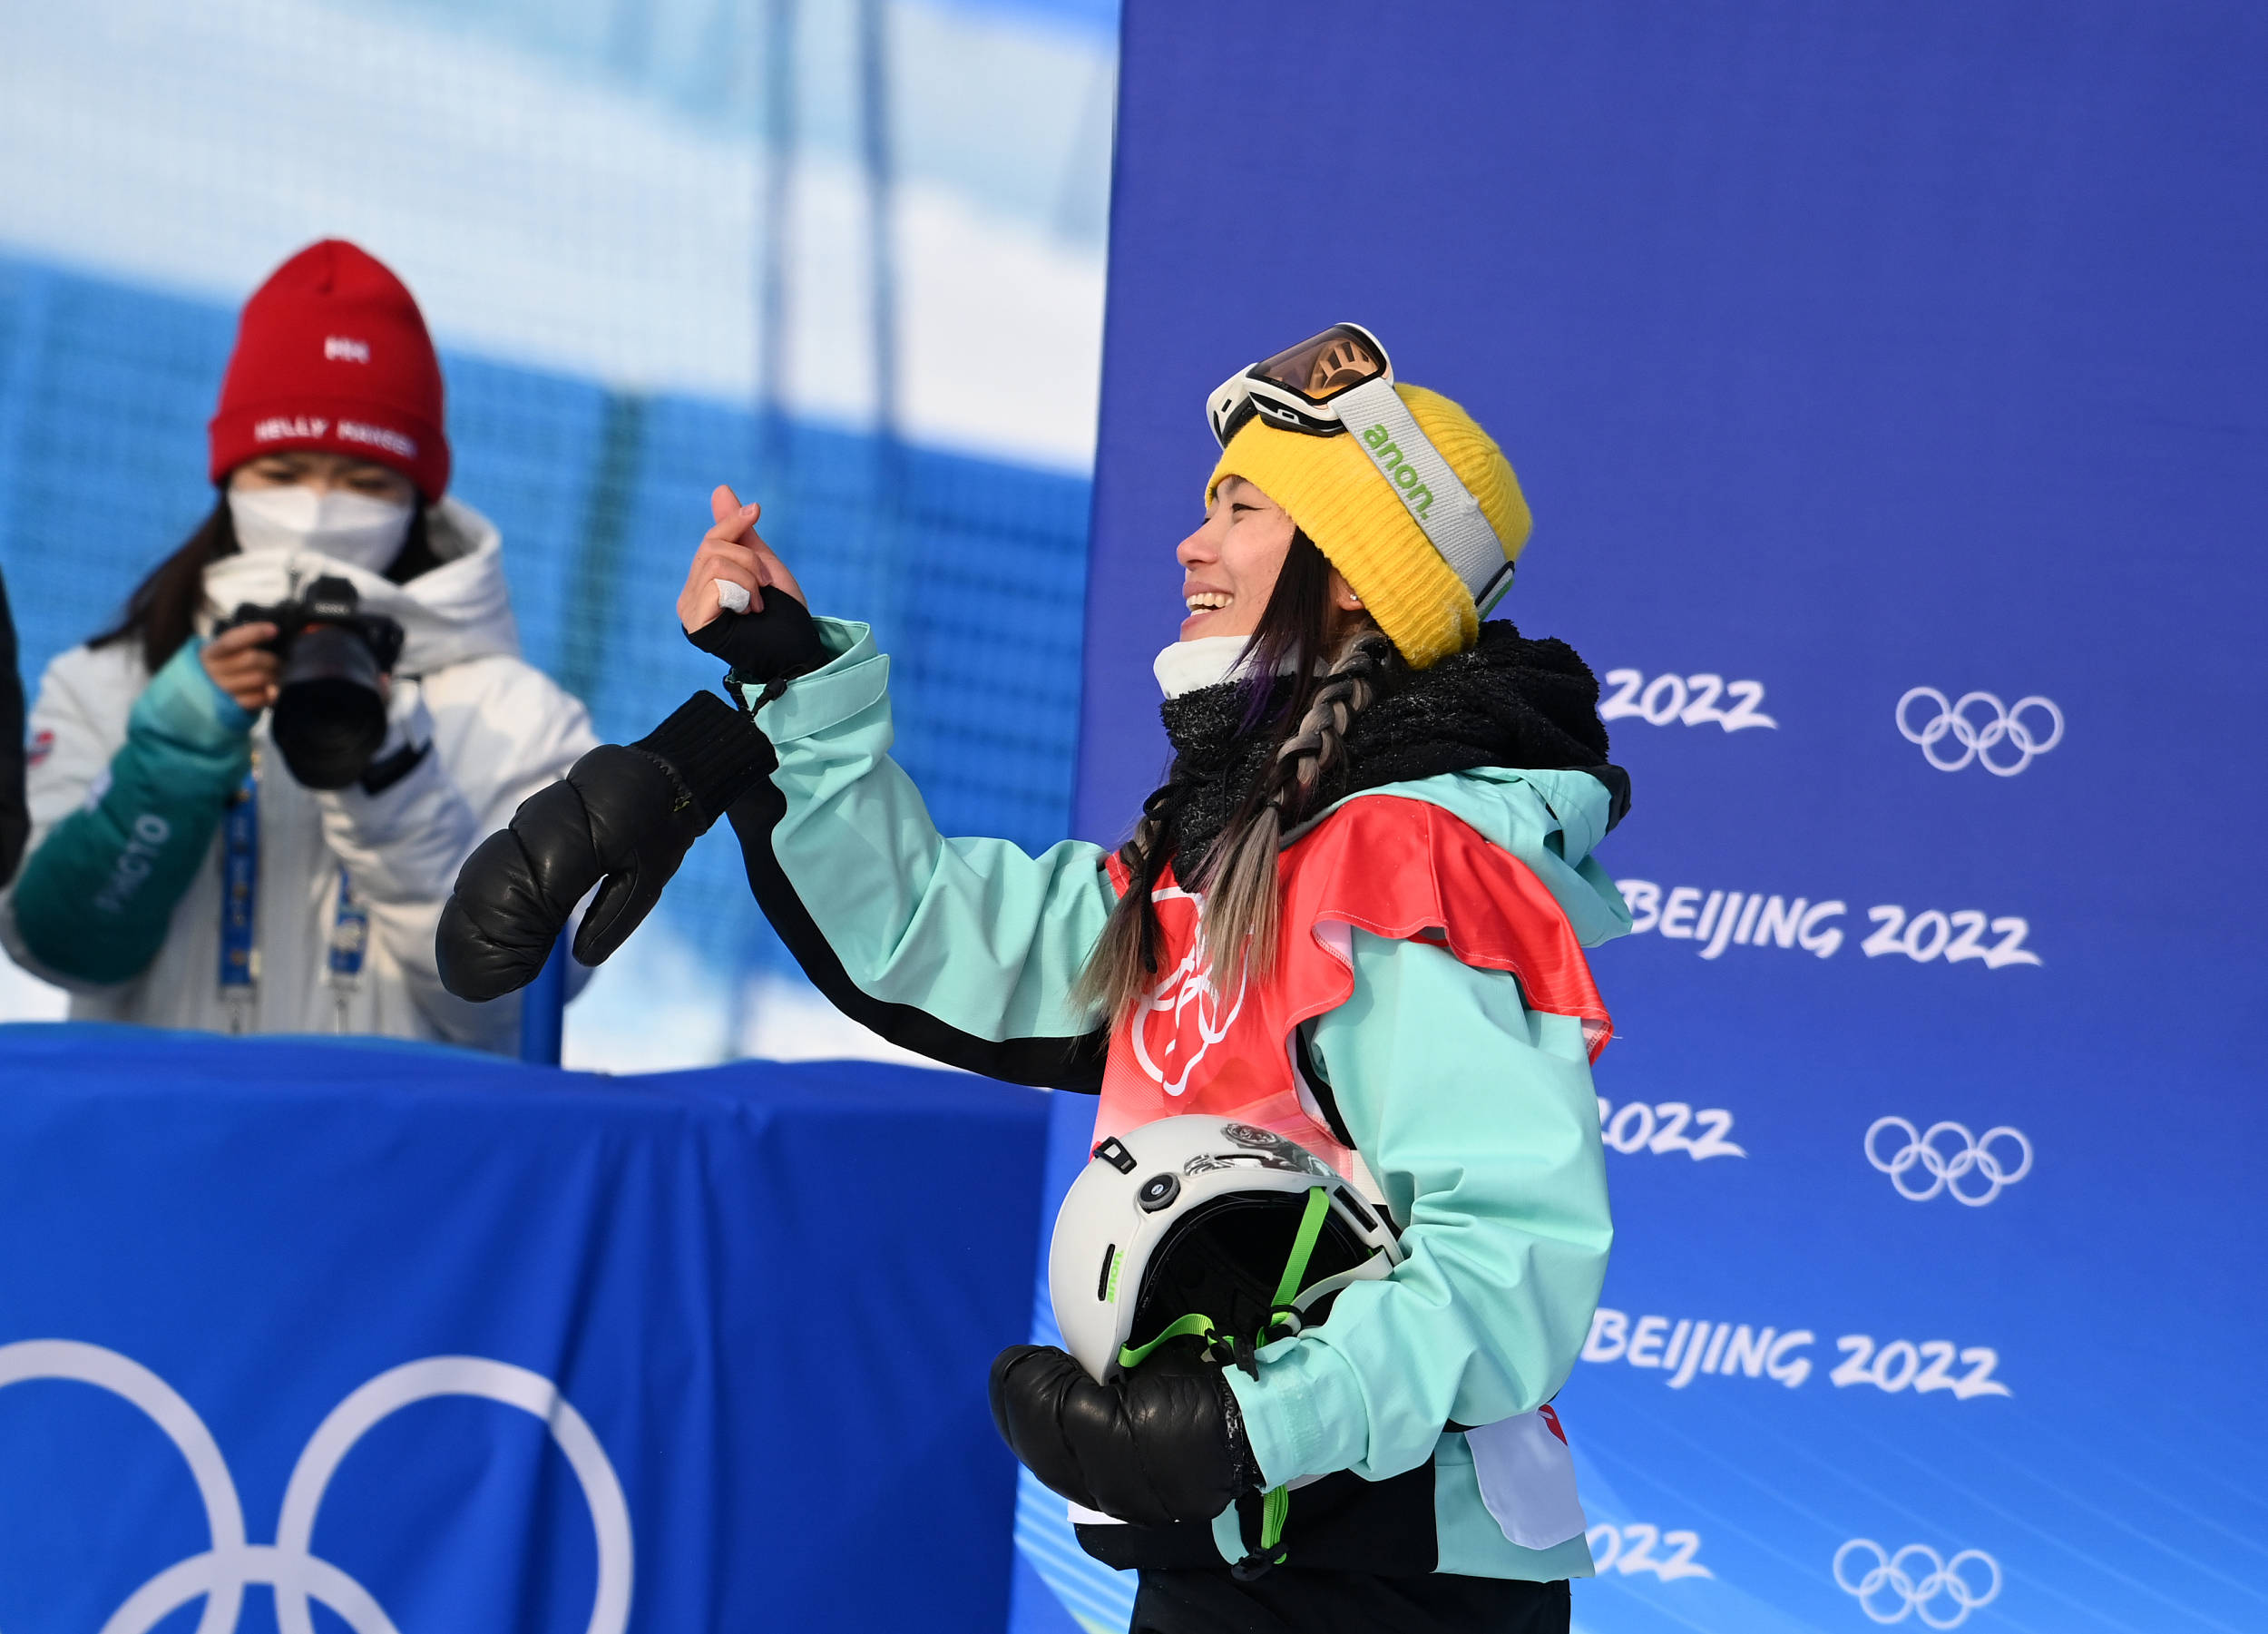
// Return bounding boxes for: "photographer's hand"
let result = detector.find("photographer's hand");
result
[200,622,279,713]
[678,485,827,686]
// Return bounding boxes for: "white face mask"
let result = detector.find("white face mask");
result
[227,484,415,573]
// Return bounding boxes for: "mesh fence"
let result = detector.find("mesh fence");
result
[0,252,1092,983]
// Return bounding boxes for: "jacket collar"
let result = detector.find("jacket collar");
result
[199,496,521,677]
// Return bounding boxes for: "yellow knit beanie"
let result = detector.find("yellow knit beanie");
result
[1206,383,1530,670]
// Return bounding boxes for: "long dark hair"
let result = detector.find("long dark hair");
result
[1074,529,1393,1028]
[91,494,443,674]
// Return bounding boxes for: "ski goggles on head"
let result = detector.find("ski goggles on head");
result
[1206,322,1516,614]
[1206,322,1392,447]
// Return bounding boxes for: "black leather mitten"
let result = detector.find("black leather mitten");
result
[435,690,771,1001]
[683,588,829,690]
[988,1343,1258,1529]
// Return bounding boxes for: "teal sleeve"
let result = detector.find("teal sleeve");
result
[9,640,253,983]
[742,618,1119,1048]
[1224,928,1613,1484]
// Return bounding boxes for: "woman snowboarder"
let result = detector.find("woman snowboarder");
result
[442,323,1630,1633]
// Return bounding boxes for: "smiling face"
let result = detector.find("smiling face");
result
[1175,475,1299,641]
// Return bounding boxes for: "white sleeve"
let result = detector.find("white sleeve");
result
[315,681,468,900]
[458,662,600,834]
[20,649,133,846]
[313,678,486,1040]
[445,660,600,998]
[317,659,598,1035]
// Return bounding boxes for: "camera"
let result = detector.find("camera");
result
[216,576,406,789]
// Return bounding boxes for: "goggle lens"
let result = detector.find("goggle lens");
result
[1250,324,1388,405]
[1209,323,1393,447]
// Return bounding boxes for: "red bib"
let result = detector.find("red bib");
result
[1094,795,1613,1177]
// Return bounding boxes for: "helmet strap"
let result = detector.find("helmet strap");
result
[1113,1186,1338,1580]
[1263,1186,1333,1344]
[1113,1186,1336,1375]
[1117,1309,1219,1373]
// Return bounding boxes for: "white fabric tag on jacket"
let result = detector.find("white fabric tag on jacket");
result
[714,579,751,614]
[367,676,431,768]
[1468,1406,1588,1550]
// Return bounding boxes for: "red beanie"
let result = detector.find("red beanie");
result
[208,240,450,501]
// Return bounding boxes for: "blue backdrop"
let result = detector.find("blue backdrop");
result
[1035,3,2268,1630]
[0,1024,1047,1633]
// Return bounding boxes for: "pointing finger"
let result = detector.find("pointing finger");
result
[709,484,761,537]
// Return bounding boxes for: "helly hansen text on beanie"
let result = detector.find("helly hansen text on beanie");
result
[207,240,449,501]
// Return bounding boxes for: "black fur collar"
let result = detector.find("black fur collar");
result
[1153,621,1628,875]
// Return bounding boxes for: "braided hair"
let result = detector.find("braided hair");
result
[1075,532,1393,1030]
[1193,630,1393,993]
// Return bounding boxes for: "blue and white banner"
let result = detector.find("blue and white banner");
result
[0,1025,1046,1632]
[1051,3,2268,1629]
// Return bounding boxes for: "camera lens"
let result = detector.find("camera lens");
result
[271,625,388,789]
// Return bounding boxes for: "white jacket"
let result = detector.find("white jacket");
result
[1,499,594,1052]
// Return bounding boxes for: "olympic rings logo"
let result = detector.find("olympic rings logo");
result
[1865,1118,2032,1206]
[0,1340,631,1634]
[1895,689,2063,776]
[1834,1540,2002,1627]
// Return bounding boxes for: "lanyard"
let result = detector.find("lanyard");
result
[215,753,373,1028]
[327,868,369,986]
[219,765,259,1017]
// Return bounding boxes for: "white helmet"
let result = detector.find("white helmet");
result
[1049,1116,1403,1384]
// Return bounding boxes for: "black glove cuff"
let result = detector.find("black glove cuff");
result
[629,690,771,827]
[683,586,830,686]
[1214,1365,1262,1493]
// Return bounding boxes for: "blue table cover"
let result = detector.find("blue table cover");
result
[0,1023,1047,1633]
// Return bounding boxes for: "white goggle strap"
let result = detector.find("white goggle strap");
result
[1333,377,1514,615]
[1286,1248,1397,1317]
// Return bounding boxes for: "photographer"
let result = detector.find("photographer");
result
[1,240,593,1049]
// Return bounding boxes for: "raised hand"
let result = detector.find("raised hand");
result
[678,484,827,686]
[678,484,807,631]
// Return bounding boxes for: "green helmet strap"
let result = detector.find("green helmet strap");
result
[1115,1309,1218,1373]
[1269,1184,1334,1323]
[1113,1186,1335,1581]
[1115,1187,1334,1373]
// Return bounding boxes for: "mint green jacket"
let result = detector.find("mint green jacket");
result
[738,621,1629,1581]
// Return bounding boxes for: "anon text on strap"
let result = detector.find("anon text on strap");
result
[1332,377,1512,613]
